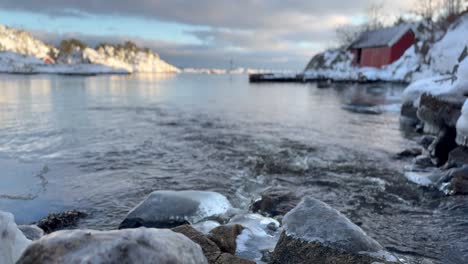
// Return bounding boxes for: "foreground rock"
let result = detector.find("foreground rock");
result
[17,228,207,264]
[0,211,31,264]
[270,197,398,264]
[172,225,254,264]
[36,210,87,233]
[250,186,301,217]
[119,190,231,229]
[208,225,244,255]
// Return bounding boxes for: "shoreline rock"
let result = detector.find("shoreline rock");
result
[36,210,87,234]
[119,190,231,229]
[0,211,32,264]
[270,197,398,264]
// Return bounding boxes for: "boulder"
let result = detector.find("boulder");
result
[446,147,468,168]
[119,190,231,229]
[419,135,437,150]
[208,224,244,255]
[36,210,87,233]
[436,165,468,195]
[270,197,398,264]
[172,225,254,264]
[250,187,301,217]
[0,211,32,264]
[17,228,207,264]
[18,225,44,241]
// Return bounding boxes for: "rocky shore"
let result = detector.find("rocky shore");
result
[1,190,401,264]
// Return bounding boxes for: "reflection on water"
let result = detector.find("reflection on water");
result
[0,73,466,263]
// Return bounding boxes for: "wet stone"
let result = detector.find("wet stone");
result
[396,148,423,159]
[437,165,468,195]
[419,135,437,150]
[446,147,468,168]
[250,186,301,217]
[208,224,244,255]
[36,210,87,234]
[428,128,458,166]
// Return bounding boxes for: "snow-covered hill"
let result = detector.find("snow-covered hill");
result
[304,13,468,83]
[0,25,57,60]
[0,25,179,74]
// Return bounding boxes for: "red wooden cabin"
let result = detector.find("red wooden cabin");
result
[350,25,415,68]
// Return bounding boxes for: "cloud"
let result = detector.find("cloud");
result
[2,0,413,69]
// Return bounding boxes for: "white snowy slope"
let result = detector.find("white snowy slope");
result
[58,45,180,74]
[0,51,128,74]
[429,14,468,75]
[0,25,56,60]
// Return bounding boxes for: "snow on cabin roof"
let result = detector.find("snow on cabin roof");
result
[350,24,414,49]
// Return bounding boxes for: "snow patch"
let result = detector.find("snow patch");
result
[0,211,32,264]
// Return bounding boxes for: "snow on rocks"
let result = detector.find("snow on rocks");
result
[17,228,208,264]
[270,197,398,264]
[0,211,32,264]
[119,190,232,229]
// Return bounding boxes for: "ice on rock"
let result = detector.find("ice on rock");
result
[193,220,221,235]
[17,228,208,264]
[119,190,232,229]
[229,213,281,261]
[282,197,397,262]
[0,211,32,264]
[456,100,468,146]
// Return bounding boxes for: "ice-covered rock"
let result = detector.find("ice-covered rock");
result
[270,197,398,264]
[17,228,207,264]
[193,220,222,234]
[229,214,280,261]
[0,211,32,264]
[18,225,44,241]
[119,190,232,229]
[457,98,468,147]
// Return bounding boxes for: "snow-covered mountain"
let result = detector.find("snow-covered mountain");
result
[0,25,179,74]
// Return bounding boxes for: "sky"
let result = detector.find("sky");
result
[0,0,414,70]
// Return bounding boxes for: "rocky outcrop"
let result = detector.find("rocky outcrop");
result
[119,190,231,229]
[417,93,464,135]
[250,187,300,217]
[36,210,87,233]
[172,225,254,264]
[0,211,31,264]
[17,228,207,264]
[270,197,398,264]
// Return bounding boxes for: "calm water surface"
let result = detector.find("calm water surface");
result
[0,73,467,263]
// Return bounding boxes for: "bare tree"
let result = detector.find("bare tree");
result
[335,25,364,47]
[443,0,464,17]
[413,0,442,21]
[365,1,386,30]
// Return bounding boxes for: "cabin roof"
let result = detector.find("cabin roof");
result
[350,24,414,49]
